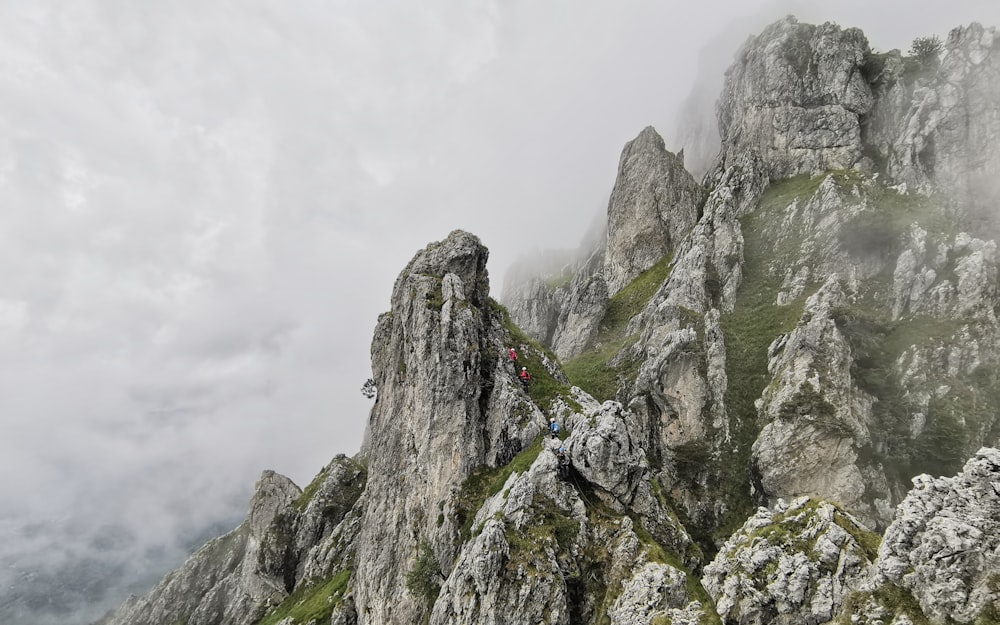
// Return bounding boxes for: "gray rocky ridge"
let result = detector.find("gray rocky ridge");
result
[703,497,878,625]
[98,16,1000,625]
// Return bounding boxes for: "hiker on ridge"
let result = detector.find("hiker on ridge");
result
[557,446,570,479]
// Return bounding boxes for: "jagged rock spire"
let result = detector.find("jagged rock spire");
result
[355,230,494,624]
[604,126,703,297]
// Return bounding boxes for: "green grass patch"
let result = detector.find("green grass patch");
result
[452,436,545,542]
[872,583,931,625]
[293,467,330,511]
[564,255,673,400]
[563,339,639,402]
[832,510,881,562]
[605,254,675,328]
[717,273,803,539]
[405,541,442,610]
[503,493,581,574]
[758,173,827,214]
[745,499,822,553]
[257,569,351,625]
[418,273,445,311]
[835,584,933,625]
[545,271,574,290]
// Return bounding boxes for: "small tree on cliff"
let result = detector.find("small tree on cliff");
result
[405,541,443,609]
[909,35,942,63]
[360,378,377,399]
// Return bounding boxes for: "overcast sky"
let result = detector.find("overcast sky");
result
[4,1,1000,624]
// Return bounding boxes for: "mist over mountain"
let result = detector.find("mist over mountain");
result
[79,14,1000,625]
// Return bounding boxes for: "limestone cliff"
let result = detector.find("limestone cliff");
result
[715,18,873,179]
[354,230,555,624]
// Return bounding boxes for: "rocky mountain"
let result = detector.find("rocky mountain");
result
[97,16,1000,625]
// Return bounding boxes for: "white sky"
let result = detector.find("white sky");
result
[3,1,1000,623]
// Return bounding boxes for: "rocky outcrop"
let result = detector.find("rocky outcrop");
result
[431,407,705,625]
[839,448,1000,624]
[892,229,1000,322]
[752,277,881,526]
[501,276,565,346]
[98,458,367,625]
[604,126,704,297]
[869,448,1000,623]
[619,149,769,532]
[717,17,873,179]
[500,248,583,348]
[703,497,879,625]
[561,390,697,563]
[355,230,536,625]
[609,562,708,625]
[429,444,584,625]
[550,249,608,361]
[503,126,702,361]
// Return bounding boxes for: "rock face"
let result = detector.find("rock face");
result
[604,126,704,297]
[867,24,1000,220]
[354,230,491,624]
[703,497,878,625]
[717,17,873,179]
[551,249,608,361]
[868,448,1000,624]
[97,16,1000,625]
[355,230,540,625]
[752,278,878,525]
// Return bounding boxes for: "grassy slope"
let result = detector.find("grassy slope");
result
[717,175,818,538]
[256,569,351,625]
[564,254,674,401]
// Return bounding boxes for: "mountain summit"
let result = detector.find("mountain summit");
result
[98,18,1000,625]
